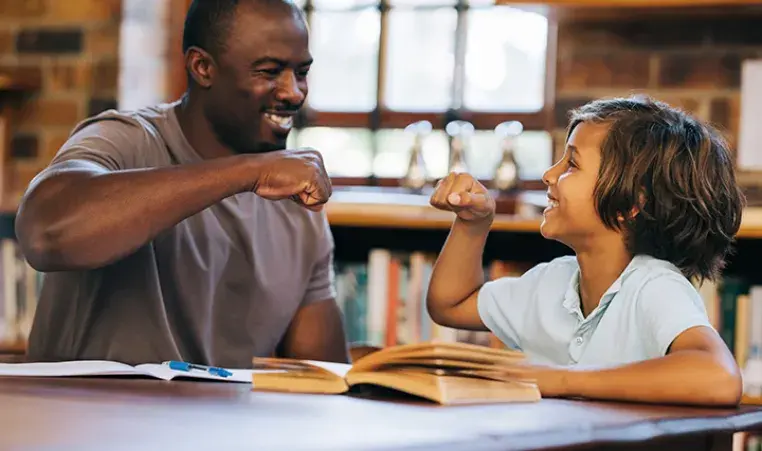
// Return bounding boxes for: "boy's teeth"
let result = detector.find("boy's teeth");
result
[549,200,559,208]
[265,113,293,129]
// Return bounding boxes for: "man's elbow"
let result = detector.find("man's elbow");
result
[17,221,67,272]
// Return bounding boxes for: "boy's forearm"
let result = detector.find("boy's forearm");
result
[549,351,742,407]
[427,218,491,314]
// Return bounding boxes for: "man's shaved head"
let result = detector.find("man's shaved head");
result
[182,0,304,58]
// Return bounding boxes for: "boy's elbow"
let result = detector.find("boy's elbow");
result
[701,358,743,407]
[715,366,743,407]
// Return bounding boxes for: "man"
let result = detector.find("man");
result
[15,0,350,367]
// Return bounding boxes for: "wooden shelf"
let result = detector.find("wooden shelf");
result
[0,340,26,355]
[0,74,40,94]
[497,0,762,7]
[326,190,762,239]
[743,395,762,405]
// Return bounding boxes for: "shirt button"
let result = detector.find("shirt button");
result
[575,336,584,345]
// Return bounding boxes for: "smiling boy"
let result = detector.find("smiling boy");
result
[426,96,745,406]
[16,0,349,367]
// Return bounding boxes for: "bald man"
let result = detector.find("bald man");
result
[16,0,349,367]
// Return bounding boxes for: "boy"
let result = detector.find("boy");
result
[427,96,745,406]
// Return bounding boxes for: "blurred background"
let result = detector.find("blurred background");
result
[2,0,762,422]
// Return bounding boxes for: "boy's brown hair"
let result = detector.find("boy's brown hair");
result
[567,95,746,282]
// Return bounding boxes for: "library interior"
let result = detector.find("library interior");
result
[2,0,762,449]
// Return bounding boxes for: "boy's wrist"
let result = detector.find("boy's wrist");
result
[454,215,493,233]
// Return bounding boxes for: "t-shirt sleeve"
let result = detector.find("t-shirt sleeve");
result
[636,274,714,357]
[48,115,147,171]
[301,213,337,306]
[477,262,549,350]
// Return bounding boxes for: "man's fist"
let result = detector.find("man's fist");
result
[429,172,496,222]
[249,148,332,211]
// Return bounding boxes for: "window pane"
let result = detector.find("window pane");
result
[290,0,307,8]
[467,130,552,181]
[295,127,374,177]
[312,0,378,9]
[307,9,380,112]
[464,6,548,112]
[384,8,457,111]
[389,0,457,6]
[375,129,449,179]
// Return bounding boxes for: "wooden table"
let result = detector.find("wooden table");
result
[0,377,761,450]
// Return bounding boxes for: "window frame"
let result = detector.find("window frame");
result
[167,0,558,190]
[298,0,558,188]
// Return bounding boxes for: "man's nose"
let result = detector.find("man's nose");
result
[275,72,306,106]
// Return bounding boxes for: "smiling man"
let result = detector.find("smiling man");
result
[15,0,350,367]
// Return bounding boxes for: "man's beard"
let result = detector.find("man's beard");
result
[209,119,286,155]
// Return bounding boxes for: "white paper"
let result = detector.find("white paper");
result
[0,360,257,383]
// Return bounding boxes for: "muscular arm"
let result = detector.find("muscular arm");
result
[16,156,257,272]
[17,145,330,272]
[278,298,350,363]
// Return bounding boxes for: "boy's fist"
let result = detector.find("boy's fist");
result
[429,172,496,222]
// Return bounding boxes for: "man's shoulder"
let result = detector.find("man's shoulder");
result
[71,102,177,137]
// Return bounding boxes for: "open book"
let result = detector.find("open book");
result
[0,360,256,383]
[250,341,542,405]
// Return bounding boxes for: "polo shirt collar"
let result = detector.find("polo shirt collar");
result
[562,255,651,318]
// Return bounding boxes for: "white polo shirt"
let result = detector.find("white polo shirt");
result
[477,254,713,367]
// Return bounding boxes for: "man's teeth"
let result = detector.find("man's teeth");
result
[265,113,293,128]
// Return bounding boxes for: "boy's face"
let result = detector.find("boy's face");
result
[540,121,622,250]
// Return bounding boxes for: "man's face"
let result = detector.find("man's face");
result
[205,4,311,154]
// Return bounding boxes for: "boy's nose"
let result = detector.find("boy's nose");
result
[542,166,557,186]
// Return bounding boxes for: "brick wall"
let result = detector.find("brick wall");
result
[0,0,121,198]
[551,13,762,171]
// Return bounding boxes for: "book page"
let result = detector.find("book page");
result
[0,361,139,377]
[304,361,352,378]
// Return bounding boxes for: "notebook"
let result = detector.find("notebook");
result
[0,360,260,383]
[250,341,542,405]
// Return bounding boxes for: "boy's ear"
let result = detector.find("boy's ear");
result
[618,192,646,222]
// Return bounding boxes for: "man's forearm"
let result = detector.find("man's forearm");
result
[16,155,256,271]
[555,351,742,407]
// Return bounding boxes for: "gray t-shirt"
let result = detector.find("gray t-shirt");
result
[25,101,336,368]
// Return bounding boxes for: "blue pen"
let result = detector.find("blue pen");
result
[164,360,233,378]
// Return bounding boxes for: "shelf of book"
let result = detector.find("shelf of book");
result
[326,190,762,238]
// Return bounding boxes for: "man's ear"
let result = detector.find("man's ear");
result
[186,47,216,89]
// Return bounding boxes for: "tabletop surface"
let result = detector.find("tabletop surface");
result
[1,376,761,451]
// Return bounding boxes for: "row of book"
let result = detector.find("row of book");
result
[698,276,762,399]
[0,239,39,345]
[334,249,520,350]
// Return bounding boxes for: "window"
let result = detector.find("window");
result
[292,0,553,185]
